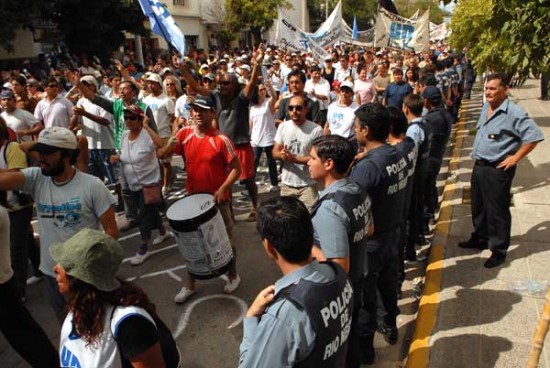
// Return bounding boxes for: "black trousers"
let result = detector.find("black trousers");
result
[0,276,59,367]
[424,157,444,220]
[470,162,516,256]
[8,206,35,298]
[541,70,549,99]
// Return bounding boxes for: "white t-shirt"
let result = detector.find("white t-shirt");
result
[250,99,276,147]
[142,93,175,138]
[0,205,12,284]
[120,129,161,191]
[22,168,116,277]
[1,109,39,142]
[326,101,359,139]
[274,120,322,187]
[34,95,74,128]
[76,98,115,149]
[174,94,192,121]
[304,78,331,110]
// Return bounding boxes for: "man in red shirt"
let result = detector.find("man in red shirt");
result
[162,95,242,303]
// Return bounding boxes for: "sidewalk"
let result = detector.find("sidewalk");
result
[408,78,550,368]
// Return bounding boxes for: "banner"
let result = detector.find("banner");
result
[307,1,343,48]
[138,0,186,56]
[374,8,430,51]
[430,23,452,41]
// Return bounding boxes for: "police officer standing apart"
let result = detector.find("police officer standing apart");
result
[350,103,407,364]
[240,196,353,367]
[459,73,544,268]
[307,135,373,368]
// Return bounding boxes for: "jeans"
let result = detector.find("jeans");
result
[0,276,59,368]
[8,206,34,298]
[252,145,278,186]
[89,149,117,185]
[123,187,164,250]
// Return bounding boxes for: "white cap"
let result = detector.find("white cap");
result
[340,81,354,92]
[80,75,98,90]
[145,73,162,85]
[240,64,251,71]
[31,127,78,153]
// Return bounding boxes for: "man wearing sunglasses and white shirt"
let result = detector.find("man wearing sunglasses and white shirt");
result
[273,95,322,210]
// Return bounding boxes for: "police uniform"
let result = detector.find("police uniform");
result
[469,98,544,256]
[311,178,372,368]
[423,106,454,223]
[239,260,353,368]
[405,118,432,259]
[350,144,407,361]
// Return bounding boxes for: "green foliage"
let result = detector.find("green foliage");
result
[226,0,290,44]
[0,0,147,58]
[393,0,449,24]
[449,0,550,86]
[341,0,378,30]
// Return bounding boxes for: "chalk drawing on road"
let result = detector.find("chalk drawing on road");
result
[122,243,178,263]
[173,294,248,338]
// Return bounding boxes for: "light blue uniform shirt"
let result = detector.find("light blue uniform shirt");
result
[406,117,425,147]
[239,260,336,368]
[471,99,544,162]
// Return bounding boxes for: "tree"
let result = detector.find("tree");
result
[50,0,148,60]
[0,0,49,52]
[226,0,291,45]
[449,0,550,85]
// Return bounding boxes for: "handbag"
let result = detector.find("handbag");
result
[142,182,162,205]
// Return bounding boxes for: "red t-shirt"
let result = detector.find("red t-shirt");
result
[174,126,236,196]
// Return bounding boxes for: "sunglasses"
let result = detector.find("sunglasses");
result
[219,81,232,86]
[165,83,175,86]
[123,115,139,121]
[288,105,304,111]
[47,84,58,88]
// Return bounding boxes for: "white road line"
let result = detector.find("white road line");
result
[173,294,248,338]
[125,264,187,282]
[122,243,178,263]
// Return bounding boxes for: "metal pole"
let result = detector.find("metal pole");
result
[134,35,144,67]
[326,0,329,20]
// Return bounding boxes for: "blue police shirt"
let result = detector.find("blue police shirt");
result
[406,117,425,147]
[471,98,544,162]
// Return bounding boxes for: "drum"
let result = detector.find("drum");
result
[166,193,233,279]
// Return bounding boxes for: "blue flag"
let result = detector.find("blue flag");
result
[352,16,358,41]
[138,0,186,56]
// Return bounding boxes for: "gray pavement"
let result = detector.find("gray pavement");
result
[408,78,550,368]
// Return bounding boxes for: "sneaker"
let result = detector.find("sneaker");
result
[415,235,431,247]
[378,323,398,345]
[26,275,44,285]
[152,231,174,245]
[174,286,196,304]
[130,252,150,266]
[268,185,280,192]
[162,186,171,197]
[224,275,241,294]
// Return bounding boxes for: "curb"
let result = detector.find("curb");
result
[406,97,471,367]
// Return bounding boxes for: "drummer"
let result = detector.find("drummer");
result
[159,95,242,303]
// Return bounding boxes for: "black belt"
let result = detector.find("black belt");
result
[475,159,499,167]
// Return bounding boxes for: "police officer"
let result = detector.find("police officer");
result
[350,103,407,364]
[240,196,354,367]
[403,94,432,261]
[307,135,372,368]
[459,73,544,268]
[422,86,454,230]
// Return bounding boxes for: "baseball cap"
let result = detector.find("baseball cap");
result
[145,73,162,85]
[189,95,215,110]
[160,67,172,76]
[124,104,145,117]
[0,89,15,100]
[340,81,354,92]
[203,73,215,81]
[50,229,124,292]
[422,86,442,102]
[80,75,98,90]
[240,64,251,71]
[200,64,210,70]
[272,59,281,64]
[30,127,77,154]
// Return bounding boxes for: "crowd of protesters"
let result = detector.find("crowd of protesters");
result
[0,40,476,367]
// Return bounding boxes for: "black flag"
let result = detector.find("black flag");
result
[379,0,399,15]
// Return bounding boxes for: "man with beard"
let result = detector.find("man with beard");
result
[0,127,118,321]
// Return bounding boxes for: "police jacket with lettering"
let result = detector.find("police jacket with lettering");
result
[311,186,371,283]
[276,262,354,368]
[409,119,433,178]
[350,144,408,235]
[425,107,453,161]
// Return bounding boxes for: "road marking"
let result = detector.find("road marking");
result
[122,243,178,263]
[173,294,248,338]
[407,97,470,367]
[125,264,187,282]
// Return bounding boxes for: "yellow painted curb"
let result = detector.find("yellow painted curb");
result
[406,98,470,368]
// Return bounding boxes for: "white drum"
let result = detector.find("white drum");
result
[166,193,233,279]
